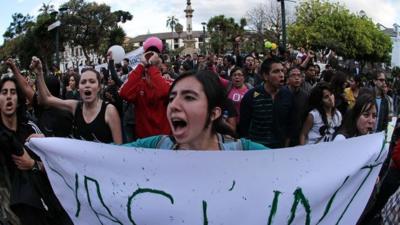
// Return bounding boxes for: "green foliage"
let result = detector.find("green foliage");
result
[175,23,183,36]
[245,1,284,53]
[113,10,133,23]
[59,0,130,62]
[392,66,400,77]
[1,8,56,69]
[59,0,117,61]
[166,16,179,51]
[0,0,131,70]
[166,16,179,32]
[3,13,33,40]
[207,15,246,54]
[99,26,126,55]
[288,0,392,63]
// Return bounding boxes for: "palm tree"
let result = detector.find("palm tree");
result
[166,16,179,50]
[39,3,55,15]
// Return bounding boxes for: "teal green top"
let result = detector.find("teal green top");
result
[123,134,269,151]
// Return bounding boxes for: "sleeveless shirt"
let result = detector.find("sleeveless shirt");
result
[73,101,113,143]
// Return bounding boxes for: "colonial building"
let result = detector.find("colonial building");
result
[380,23,400,68]
[60,45,103,72]
[129,31,208,51]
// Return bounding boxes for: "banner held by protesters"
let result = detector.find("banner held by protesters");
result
[27,132,388,225]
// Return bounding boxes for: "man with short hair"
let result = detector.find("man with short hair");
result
[122,58,133,73]
[373,72,390,132]
[301,63,316,94]
[285,66,308,146]
[360,71,389,132]
[223,55,236,79]
[192,52,199,71]
[239,57,294,148]
[243,55,261,86]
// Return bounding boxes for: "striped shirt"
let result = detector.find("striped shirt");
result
[239,85,293,148]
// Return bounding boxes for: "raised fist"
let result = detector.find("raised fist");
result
[29,56,43,74]
[4,58,19,71]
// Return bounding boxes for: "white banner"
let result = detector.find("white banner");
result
[124,47,144,68]
[92,47,144,73]
[27,133,389,225]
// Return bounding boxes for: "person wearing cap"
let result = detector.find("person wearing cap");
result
[119,36,171,138]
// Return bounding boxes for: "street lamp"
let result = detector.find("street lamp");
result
[277,0,287,51]
[201,22,207,55]
[48,7,68,68]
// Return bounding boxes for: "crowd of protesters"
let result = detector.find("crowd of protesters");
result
[0,36,400,224]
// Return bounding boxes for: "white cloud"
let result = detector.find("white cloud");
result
[97,0,266,38]
[331,0,400,27]
[27,0,400,40]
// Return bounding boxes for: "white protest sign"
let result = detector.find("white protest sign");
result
[124,47,144,68]
[27,132,388,225]
[89,47,144,73]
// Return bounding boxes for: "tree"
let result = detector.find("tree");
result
[1,5,57,70]
[175,23,183,38]
[59,0,131,64]
[288,0,392,63]
[246,2,279,50]
[39,3,55,14]
[166,16,179,50]
[3,13,33,40]
[113,10,133,23]
[207,15,247,54]
[27,10,59,71]
[99,26,127,56]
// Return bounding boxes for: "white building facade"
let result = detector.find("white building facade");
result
[391,24,400,68]
[60,45,103,72]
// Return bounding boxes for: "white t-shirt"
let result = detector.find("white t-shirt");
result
[306,109,342,144]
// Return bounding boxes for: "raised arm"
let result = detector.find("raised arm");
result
[30,56,77,114]
[5,58,35,102]
[107,52,123,87]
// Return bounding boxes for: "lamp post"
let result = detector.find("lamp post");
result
[277,0,286,51]
[48,7,67,68]
[48,16,61,67]
[201,22,207,55]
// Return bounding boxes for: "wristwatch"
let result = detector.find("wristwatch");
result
[31,160,41,172]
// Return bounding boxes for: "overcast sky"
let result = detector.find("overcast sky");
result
[1,0,399,46]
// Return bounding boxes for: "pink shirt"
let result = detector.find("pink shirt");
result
[228,86,249,122]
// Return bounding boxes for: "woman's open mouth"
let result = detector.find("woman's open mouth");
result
[84,90,92,96]
[171,118,187,131]
[366,127,373,133]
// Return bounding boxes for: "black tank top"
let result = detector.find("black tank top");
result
[73,101,113,143]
